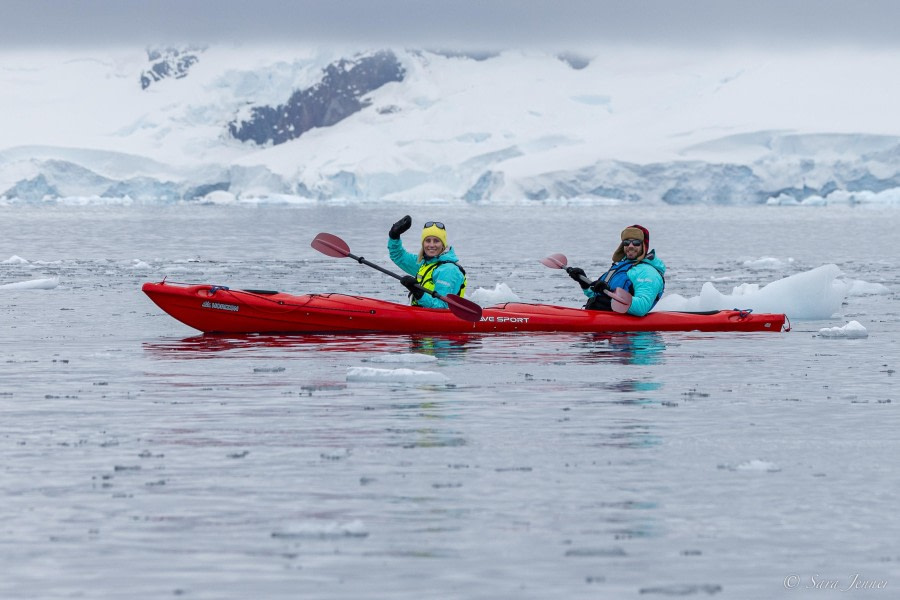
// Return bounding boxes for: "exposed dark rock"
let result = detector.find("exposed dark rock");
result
[228,50,406,146]
[140,46,204,90]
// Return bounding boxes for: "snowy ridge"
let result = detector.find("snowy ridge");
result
[3,45,900,205]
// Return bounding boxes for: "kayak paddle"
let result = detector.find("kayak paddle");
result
[540,252,633,313]
[311,232,483,323]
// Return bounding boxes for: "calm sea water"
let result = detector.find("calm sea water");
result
[2,204,898,599]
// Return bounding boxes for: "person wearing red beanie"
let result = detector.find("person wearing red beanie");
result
[567,224,666,316]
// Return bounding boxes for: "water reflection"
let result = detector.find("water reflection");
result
[142,332,482,359]
[574,331,667,365]
[407,334,480,360]
[142,331,665,365]
[593,422,662,449]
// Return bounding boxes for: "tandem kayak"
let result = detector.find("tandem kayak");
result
[142,281,789,334]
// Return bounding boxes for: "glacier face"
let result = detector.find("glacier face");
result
[2,45,900,205]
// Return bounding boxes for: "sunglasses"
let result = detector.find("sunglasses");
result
[424,221,445,229]
[622,239,643,247]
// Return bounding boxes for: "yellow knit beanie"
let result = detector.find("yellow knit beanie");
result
[421,222,448,247]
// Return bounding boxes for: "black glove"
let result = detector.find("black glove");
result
[389,215,412,239]
[400,275,425,300]
[589,279,609,294]
[567,267,590,290]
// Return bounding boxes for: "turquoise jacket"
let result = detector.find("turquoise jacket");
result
[388,238,466,309]
[584,251,666,317]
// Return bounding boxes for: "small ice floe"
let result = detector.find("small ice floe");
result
[128,259,151,270]
[271,519,368,539]
[741,256,794,269]
[0,277,59,290]
[468,282,520,306]
[2,255,29,264]
[719,459,781,472]
[364,353,437,364]
[253,366,286,373]
[842,279,890,296]
[346,366,448,384]
[199,190,238,205]
[818,321,868,339]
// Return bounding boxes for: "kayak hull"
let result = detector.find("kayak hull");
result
[142,281,788,334]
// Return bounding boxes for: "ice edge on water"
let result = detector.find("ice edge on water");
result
[347,366,449,384]
[818,320,869,339]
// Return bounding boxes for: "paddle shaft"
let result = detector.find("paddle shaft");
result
[349,251,466,308]
[311,232,482,322]
[566,267,593,286]
[540,253,592,285]
[347,251,407,282]
[540,252,631,313]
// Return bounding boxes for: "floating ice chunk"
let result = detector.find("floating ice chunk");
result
[742,257,793,269]
[469,282,519,307]
[346,366,448,384]
[719,459,781,472]
[654,264,847,320]
[364,353,437,364]
[128,259,151,270]
[800,195,827,206]
[843,279,890,296]
[0,277,59,290]
[271,519,369,539]
[735,459,781,472]
[200,190,238,204]
[818,320,868,339]
[2,255,29,264]
[766,193,799,205]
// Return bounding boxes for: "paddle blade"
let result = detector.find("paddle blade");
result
[443,294,483,322]
[539,253,568,269]
[311,232,351,258]
[605,288,633,314]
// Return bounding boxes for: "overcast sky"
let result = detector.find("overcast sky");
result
[4,0,900,50]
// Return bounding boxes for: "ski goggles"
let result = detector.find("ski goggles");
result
[622,239,643,247]
[424,221,445,229]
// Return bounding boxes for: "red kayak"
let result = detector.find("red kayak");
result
[142,281,789,334]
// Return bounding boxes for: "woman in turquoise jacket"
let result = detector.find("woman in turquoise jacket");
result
[567,224,666,317]
[387,215,467,309]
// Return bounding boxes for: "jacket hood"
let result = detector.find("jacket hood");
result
[640,250,666,275]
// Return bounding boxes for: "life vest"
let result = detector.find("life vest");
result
[586,257,665,311]
[411,260,467,305]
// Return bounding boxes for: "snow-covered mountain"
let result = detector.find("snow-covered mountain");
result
[3,44,900,205]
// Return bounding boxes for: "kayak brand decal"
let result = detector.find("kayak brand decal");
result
[480,316,529,323]
[201,300,240,312]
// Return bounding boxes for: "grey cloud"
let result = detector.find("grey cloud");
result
[4,0,900,49]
